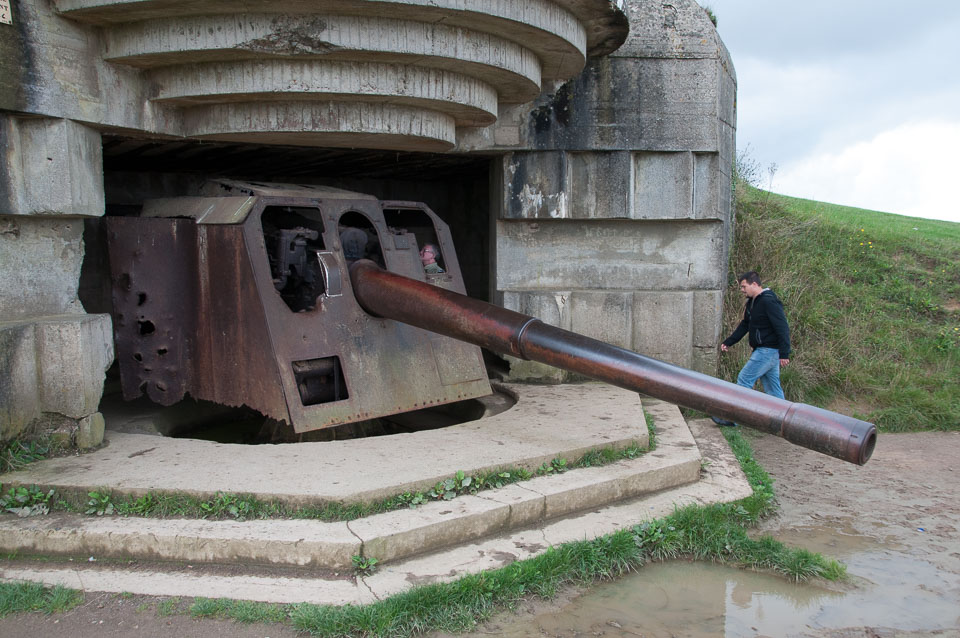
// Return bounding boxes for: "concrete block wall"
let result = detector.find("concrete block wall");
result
[0,115,113,443]
[460,0,736,378]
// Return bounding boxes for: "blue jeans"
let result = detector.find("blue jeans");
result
[736,347,784,400]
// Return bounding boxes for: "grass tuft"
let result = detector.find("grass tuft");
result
[0,581,83,617]
[0,439,54,475]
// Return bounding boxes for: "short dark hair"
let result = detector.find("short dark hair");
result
[737,271,762,286]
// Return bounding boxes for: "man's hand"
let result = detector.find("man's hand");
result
[720,344,729,352]
[780,358,790,367]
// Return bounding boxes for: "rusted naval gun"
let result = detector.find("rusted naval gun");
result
[348,260,877,465]
[107,180,876,465]
[107,180,492,431]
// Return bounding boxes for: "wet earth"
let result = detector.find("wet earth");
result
[2,428,959,637]
[441,427,960,637]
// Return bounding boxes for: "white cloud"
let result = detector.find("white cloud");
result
[774,120,960,223]
[707,0,960,222]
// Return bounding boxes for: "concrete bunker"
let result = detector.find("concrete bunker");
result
[3,0,741,451]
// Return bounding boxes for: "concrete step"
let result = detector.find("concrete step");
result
[0,400,699,570]
[0,417,751,604]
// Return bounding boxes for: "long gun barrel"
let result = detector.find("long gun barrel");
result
[348,260,877,465]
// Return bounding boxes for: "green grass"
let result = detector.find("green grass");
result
[720,185,960,432]
[189,597,288,623]
[0,581,83,617]
[643,409,658,449]
[0,439,57,475]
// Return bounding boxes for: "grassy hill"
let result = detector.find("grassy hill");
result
[719,185,960,432]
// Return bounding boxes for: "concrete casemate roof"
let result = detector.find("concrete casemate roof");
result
[47,1,629,151]
[53,0,630,56]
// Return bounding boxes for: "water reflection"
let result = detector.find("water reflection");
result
[460,552,960,637]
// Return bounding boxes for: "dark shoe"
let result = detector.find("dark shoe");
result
[710,416,737,428]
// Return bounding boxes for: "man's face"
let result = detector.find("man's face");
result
[739,279,762,298]
[419,246,436,265]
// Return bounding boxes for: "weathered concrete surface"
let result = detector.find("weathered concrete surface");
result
[459,1,735,154]
[0,322,40,434]
[0,116,104,219]
[495,219,726,291]
[456,0,736,379]
[75,411,105,449]
[0,400,752,604]
[499,151,725,221]
[0,314,113,441]
[1,384,648,504]
[0,564,376,606]
[0,515,362,570]
[0,114,111,441]
[152,60,501,126]
[0,394,675,575]
[3,0,626,150]
[32,315,113,419]
[0,216,86,320]
[181,102,461,152]
[0,397,698,570]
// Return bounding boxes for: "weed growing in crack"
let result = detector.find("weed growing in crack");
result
[351,555,379,576]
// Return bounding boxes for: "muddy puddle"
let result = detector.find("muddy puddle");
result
[452,518,960,637]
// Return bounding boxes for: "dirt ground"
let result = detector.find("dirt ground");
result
[750,429,960,578]
[748,429,960,636]
[2,430,958,637]
[0,592,303,638]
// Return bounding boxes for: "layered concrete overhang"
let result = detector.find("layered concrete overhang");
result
[50,0,629,151]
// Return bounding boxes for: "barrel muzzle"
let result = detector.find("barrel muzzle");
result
[781,403,877,465]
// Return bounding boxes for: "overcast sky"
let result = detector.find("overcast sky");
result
[703,0,960,223]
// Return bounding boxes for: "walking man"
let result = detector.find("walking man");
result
[712,271,791,427]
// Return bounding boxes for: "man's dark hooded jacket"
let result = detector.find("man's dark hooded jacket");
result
[722,289,792,359]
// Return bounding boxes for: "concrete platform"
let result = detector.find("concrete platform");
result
[1,383,649,505]
[0,385,752,604]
